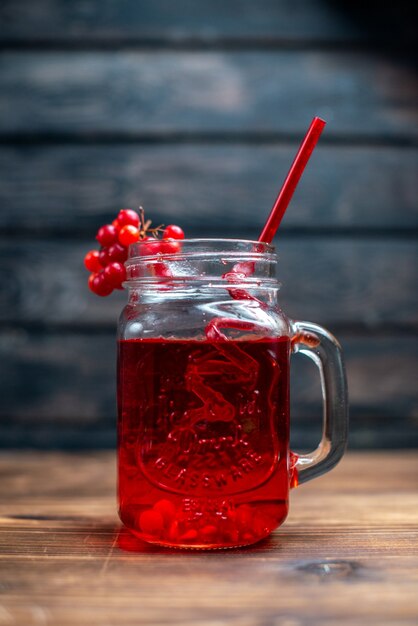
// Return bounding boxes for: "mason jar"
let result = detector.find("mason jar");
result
[117,239,348,549]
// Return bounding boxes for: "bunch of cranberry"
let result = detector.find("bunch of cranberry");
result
[84,208,184,296]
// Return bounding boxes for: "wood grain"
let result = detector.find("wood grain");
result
[1,51,417,138]
[0,451,417,625]
[0,0,376,43]
[0,144,417,232]
[0,238,416,325]
[0,331,417,448]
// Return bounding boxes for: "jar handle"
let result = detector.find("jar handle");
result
[290,320,349,486]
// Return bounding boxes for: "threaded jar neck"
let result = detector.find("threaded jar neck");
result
[125,239,279,289]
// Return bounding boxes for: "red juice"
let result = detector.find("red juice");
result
[117,336,291,548]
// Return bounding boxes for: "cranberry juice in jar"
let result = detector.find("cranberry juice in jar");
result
[117,239,293,548]
[117,238,348,549]
[118,336,290,548]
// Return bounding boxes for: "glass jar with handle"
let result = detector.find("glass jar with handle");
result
[117,239,348,549]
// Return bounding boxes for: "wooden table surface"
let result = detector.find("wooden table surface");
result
[0,451,417,626]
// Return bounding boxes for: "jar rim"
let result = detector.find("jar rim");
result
[128,238,276,259]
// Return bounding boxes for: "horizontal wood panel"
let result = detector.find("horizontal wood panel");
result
[0,332,416,446]
[0,238,416,325]
[0,1,371,43]
[2,419,416,450]
[0,144,417,232]
[1,52,417,138]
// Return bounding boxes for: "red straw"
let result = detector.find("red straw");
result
[258,117,326,243]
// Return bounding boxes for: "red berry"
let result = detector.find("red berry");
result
[119,225,140,247]
[103,262,126,289]
[88,273,96,291]
[116,209,140,228]
[98,247,110,268]
[96,224,118,247]
[200,525,217,541]
[112,219,120,230]
[153,261,172,278]
[139,236,161,256]
[139,509,164,535]
[163,224,184,240]
[168,521,179,542]
[84,250,101,272]
[88,271,113,296]
[159,238,181,254]
[153,499,176,526]
[108,242,128,263]
[179,529,198,541]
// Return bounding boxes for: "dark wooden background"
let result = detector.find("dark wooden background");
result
[0,1,417,449]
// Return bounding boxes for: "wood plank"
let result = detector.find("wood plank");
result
[0,0,371,43]
[0,452,417,626]
[0,573,416,626]
[0,238,416,325]
[0,144,417,232]
[0,331,416,449]
[1,51,417,138]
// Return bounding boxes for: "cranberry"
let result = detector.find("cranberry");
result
[88,271,113,296]
[168,521,179,541]
[84,250,101,272]
[88,273,96,291]
[103,262,126,289]
[139,236,160,256]
[98,247,110,268]
[159,238,181,254]
[200,525,217,541]
[179,529,198,541]
[86,210,184,297]
[108,242,128,263]
[116,209,140,228]
[96,224,118,247]
[119,225,140,247]
[163,224,185,240]
[139,509,164,535]
[153,499,176,526]
[153,262,172,278]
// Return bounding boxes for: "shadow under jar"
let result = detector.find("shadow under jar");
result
[117,239,348,549]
